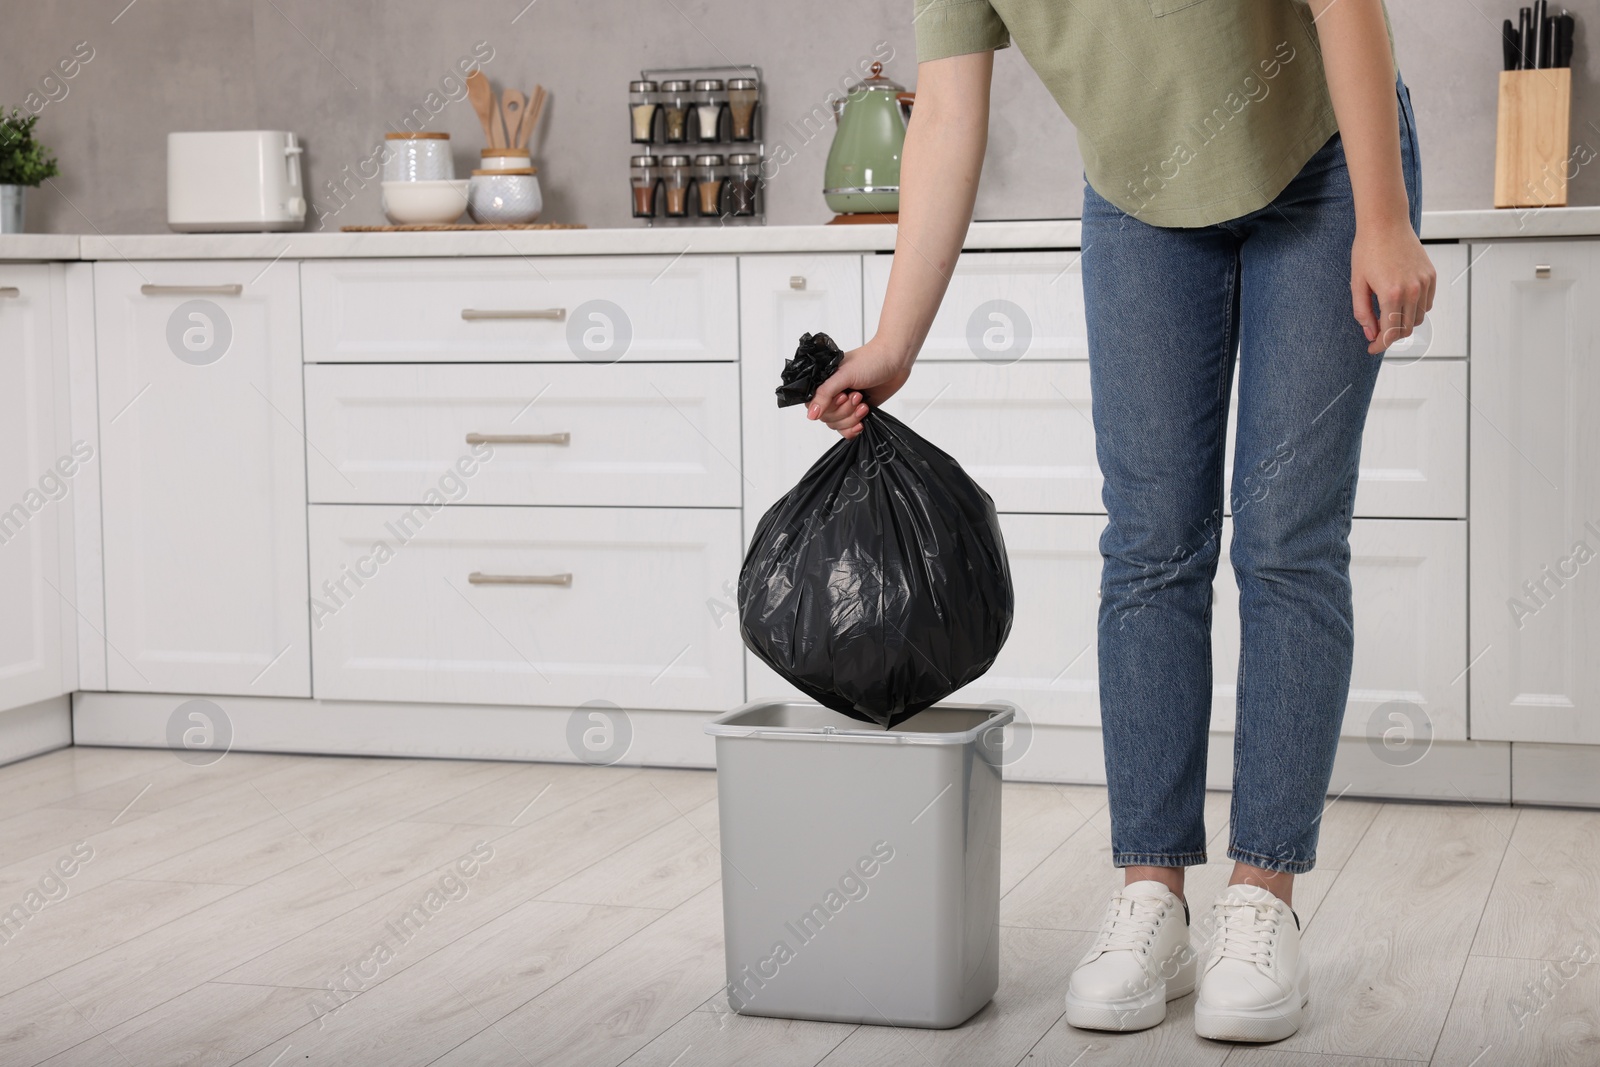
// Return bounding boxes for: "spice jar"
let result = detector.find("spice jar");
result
[630,155,659,218]
[660,80,692,144]
[628,80,659,144]
[726,77,760,141]
[726,152,761,216]
[694,154,724,217]
[693,78,725,142]
[658,155,692,217]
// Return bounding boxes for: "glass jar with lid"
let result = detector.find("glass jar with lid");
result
[659,80,692,144]
[726,77,760,141]
[694,154,725,217]
[726,152,761,216]
[658,154,692,217]
[630,155,659,218]
[693,78,726,142]
[628,80,659,144]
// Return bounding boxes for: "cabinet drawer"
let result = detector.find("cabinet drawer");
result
[1212,518,1468,741]
[309,505,745,711]
[865,251,1089,362]
[301,256,738,363]
[305,363,741,507]
[1222,360,1467,520]
[878,362,1101,513]
[1386,244,1468,361]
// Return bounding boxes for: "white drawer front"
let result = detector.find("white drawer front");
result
[1212,518,1468,741]
[878,362,1101,514]
[310,505,745,711]
[1386,244,1468,361]
[301,256,738,363]
[865,251,1089,362]
[945,513,1104,726]
[1223,360,1467,520]
[305,363,741,507]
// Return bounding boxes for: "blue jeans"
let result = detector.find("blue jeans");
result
[1080,77,1422,875]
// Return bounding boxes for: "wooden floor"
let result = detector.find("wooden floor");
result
[0,746,1596,1066]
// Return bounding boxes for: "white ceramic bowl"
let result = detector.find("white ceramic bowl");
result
[381,180,469,225]
[467,172,542,225]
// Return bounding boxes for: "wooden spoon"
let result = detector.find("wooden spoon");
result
[501,89,526,150]
[466,70,495,146]
[522,85,546,149]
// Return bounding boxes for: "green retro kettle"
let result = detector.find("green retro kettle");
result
[823,62,915,216]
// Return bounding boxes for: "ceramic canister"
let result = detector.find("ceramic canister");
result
[467,168,542,224]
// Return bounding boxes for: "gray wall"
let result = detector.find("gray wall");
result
[3,0,1597,234]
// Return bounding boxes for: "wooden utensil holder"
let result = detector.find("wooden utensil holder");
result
[1494,68,1572,208]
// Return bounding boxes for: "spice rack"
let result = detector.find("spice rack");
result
[629,64,764,226]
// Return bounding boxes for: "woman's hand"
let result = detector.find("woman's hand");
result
[806,338,914,439]
[1351,219,1436,355]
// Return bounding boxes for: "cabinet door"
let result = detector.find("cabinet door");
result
[309,504,745,711]
[877,362,1102,514]
[1212,518,1468,741]
[0,266,68,712]
[947,514,1105,725]
[739,255,865,703]
[864,251,1089,362]
[96,262,310,696]
[1469,241,1600,744]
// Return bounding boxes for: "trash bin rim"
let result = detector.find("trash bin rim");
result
[704,699,1015,745]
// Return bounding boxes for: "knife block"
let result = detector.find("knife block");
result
[1494,68,1571,208]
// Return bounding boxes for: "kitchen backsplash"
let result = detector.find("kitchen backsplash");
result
[2,0,1595,233]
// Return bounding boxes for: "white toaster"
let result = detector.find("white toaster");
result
[167,130,307,232]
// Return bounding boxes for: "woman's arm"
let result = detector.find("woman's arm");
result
[808,50,995,438]
[1309,0,1436,355]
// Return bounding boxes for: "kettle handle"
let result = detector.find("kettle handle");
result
[896,91,916,122]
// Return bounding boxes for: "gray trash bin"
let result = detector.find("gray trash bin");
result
[704,699,1012,1029]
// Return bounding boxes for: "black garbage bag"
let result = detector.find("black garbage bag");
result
[738,331,1014,728]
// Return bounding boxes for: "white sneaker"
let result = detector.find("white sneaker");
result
[1193,883,1310,1042]
[1064,880,1196,1031]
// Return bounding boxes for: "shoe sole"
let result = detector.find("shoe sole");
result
[1193,959,1310,1043]
[1065,955,1197,1033]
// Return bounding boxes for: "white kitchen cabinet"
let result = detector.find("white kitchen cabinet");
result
[739,253,865,702]
[0,266,72,713]
[95,262,310,696]
[865,250,1090,362]
[1386,243,1469,361]
[878,362,1101,514]
[300,256,738,363]
[308,504,745,711]
[1468,240,1600,744]
[1212,518,1468,741]
[304,362,742,507]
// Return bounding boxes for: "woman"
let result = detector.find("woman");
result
[806,0,1432,1043]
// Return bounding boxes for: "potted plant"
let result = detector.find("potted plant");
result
[0,109,61,234]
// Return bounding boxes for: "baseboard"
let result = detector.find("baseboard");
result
[1511,743,1600,807]
[68,691,1531,805]
[0,695,74,768]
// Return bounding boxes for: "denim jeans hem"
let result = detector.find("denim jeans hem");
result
[1113,851,1209,869]
[1227,845,1316,875]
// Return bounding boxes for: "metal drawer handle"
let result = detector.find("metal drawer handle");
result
[140,284,244,296]
[468,571,573,587]
[0,287,19,298]
[465,432,570,446]
[461,308,567,321]
[1535,264,1552,279]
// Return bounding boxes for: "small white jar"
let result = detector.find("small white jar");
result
[467,168,542,225]
[383,132,454,182]
[479,148,532,172]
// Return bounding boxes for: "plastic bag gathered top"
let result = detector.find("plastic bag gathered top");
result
[738,332,1015,728]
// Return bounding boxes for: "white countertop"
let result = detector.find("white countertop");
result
[4,208,1598,261]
